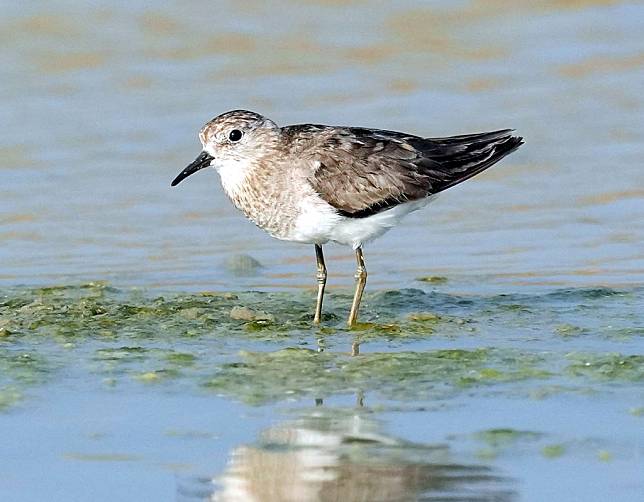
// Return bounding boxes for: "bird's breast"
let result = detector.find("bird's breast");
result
[219,164,304,240]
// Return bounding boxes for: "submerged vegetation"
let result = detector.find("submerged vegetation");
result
[1,282,642,410]
[1,282,642,500]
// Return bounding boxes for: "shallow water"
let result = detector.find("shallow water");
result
[1,284,643,500]
[1,1,644,501]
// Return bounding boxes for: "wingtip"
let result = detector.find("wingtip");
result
[512,134,525,146]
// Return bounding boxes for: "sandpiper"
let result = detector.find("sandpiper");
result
[172,110,523,326]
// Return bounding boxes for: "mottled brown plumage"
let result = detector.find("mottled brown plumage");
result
[282,125,523,218]
[172,110,524,326]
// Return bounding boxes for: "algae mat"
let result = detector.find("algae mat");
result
[1,283,642,500]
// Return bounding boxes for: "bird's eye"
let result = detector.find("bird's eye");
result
[228,129,243,142]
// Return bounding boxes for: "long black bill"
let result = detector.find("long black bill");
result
[171,151,214,186]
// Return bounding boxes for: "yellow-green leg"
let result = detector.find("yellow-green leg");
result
[313,244,327,324]
[347,246,367,327]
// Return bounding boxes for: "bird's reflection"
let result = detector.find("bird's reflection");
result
[180,400,515,502]
[315,332,361,356]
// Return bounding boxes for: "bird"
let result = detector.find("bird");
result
[171,110,523,326]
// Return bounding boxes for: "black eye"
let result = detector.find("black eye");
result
[228,129,243,142]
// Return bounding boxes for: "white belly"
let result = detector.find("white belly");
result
[289,196,435,248]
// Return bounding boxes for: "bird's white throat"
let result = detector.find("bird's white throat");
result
[211,157,253,198]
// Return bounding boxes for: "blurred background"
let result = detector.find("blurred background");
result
[1,1,643,501]
[2,0,643,291]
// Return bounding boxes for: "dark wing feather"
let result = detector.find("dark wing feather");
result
[307,127,523,218]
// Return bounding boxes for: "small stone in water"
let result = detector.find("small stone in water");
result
[224,254,263,276]
[415,276,448,284]
[230,306,274,322]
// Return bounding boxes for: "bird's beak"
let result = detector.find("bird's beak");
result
[171,151,214,186]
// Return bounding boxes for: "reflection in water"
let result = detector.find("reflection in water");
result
[181,407,515,501]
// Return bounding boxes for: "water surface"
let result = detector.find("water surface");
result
[1,1,643,500]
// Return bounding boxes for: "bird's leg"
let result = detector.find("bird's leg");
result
[313,244,327,324]
[351,338,360,356]
[356,390,365,408]
[347,246,367,327]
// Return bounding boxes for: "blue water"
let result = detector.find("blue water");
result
[1,1,643,500]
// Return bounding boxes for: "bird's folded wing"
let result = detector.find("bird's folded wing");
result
[308,127,523,218]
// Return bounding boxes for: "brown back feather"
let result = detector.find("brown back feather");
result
[304,127,523,218]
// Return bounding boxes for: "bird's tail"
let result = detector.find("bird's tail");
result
[412,129,524,193]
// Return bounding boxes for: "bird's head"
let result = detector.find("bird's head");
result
[171,110,279,187]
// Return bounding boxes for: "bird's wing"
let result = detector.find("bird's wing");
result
[304,127,523,218]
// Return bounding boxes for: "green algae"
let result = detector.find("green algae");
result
[134,370,180,383]
[1,283,280,341]
[1,283,643,411]
[470,429,625,463]
[541,444,566,458]
[95,346,149,362]
[5,282,636,345]
[0,351,51,387]
[475,429,543,447]
[603,327,644,339]
[554,324,587,337]
[0,387,21,411]
[0,350,52,412]
[1,284,643,498]
[415,276,448,284]
[471,428,544,459]
[566,353,644,381]
[91,346,200,384]
[203,347,553,405]
[407,312,443,322]
[164,352,197,366]
[229,305,274,322]
[0,283,478,347]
